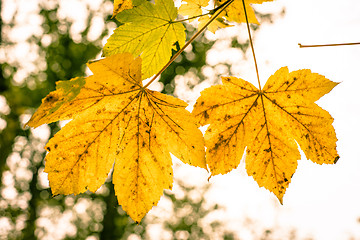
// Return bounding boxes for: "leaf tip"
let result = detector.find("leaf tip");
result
[23,121,31,129]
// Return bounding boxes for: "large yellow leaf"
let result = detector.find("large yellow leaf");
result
[104,0,185,79]
[192,67,339,202]
[27,53,206,222]
[216,0,274,24]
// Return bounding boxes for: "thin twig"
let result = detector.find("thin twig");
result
[241,0,261,90]
[143,0,234,89]
[299,42,360,48]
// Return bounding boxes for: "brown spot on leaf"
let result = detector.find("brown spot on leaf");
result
[203,110,209,119]
[44,93,58,103]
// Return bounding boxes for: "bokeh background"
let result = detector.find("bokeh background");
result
[1,0,360,239]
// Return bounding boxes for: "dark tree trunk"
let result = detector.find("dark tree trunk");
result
[100,181,118,240]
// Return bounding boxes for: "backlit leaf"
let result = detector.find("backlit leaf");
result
[216,0,274,24]
[192,67,339,202]
[104,0,186,79]
[198,15,232,33]
[178,0,209,21]
[27,53,206,222]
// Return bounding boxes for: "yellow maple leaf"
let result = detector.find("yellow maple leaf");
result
[192,67,339,202]
[216,0,274,24]
[178,0,209,22]
[112,0,133,17]
[179,0,231,33]
[198,15,232,33]
[27,53,206,222]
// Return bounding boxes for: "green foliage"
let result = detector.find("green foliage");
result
[161,181,236,240]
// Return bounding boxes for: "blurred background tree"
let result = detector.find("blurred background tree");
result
[0,0,290,239]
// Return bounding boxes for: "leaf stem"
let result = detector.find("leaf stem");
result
[298,42,360,48]
[143,0,234,89]
[241,0,261,91]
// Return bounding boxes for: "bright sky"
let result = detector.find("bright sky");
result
[171,0,360,239]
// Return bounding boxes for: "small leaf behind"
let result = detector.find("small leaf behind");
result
[104,0,186,79]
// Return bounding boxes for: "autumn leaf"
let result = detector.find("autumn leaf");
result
[104,0,186,79]
[192,67,339,202]
[216,0,274,24]
[198,15,232,33]
[178,0,231,33]
[178,0,209,21]
[27,53,206,222]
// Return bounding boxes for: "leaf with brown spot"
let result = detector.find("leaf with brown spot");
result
[27,53,206,222]
[192,67,339,202]
[26,76,86,127]
[112,0,133,17]
[112,0,144,17]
